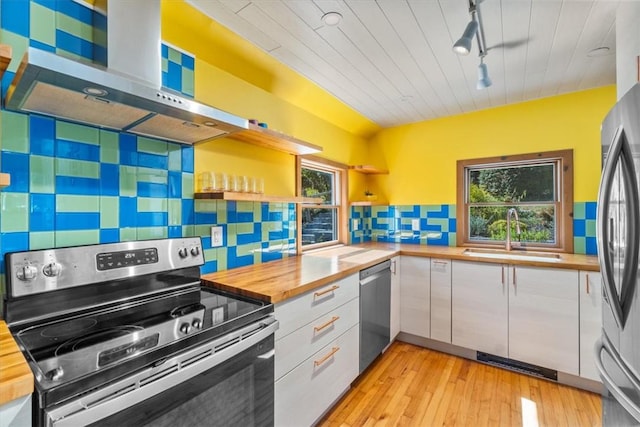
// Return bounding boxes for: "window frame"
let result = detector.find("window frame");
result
[296,155,348,253]
[456,149,574,253]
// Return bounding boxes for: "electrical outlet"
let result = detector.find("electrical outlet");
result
[411,219,420,231]
[211,226,223,247]
[352,219,359,230]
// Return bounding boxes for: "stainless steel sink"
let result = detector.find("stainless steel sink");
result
[462,248,562,262]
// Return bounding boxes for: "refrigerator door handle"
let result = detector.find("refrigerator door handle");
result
[595,337,640,423]
[597,126,640,328]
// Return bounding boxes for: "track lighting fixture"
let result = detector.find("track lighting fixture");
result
[453,0,492,90]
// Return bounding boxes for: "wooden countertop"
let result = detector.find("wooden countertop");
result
[201,243,599,303]
[0,321,33,406]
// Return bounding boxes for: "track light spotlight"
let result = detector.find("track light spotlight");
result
[476,59,492,90]
[453,18,478,55]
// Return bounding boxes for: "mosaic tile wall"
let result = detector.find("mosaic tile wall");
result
[162,43,195,98]
[0,0,296,298]
[351,202,598,255]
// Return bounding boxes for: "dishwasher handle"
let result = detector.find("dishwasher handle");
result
[359,259,392,282]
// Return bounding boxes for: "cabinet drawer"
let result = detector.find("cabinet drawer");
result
[276,298,359,380]
[275,274,358,339]
[275,325,359,427]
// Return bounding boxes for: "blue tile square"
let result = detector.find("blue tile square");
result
[168,225,182,238]
[194,212,216,225]
[574,219,586,237]
[1,0,30,37]
[181,146,194,173]
[168,171,182,198]
[100,228,119,243]
[138,152,168,170]
[182,54,195,70]
[262,251,282,263]
[55,212,100,230]
[226,201,237,223]
[55,176,100,195]
[586,237,598,255]
[137,182,168,198]
[56,0,93,24]
[449,218,457,233]
[119,134,138,166]
[30,115,55,156]
[137,212,167,227]
[30,194,55,232]
[167,61,182,92]
[100,163,119,196]
[29,39,56,52]
[585,202,597,220]
[161,43,169,58]
[119,197,137,227]
[33,0,56,10]
[181,199,194,225]
[55,139,100,161]
[56,29,94,59]
[1,152,29,192]
[201,236,211,248]
[201,260,218,274]
[1,232,29,254]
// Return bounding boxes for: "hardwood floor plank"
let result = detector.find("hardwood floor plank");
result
[318,341,602,427]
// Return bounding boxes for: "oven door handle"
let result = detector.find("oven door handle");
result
[46,316,279,427]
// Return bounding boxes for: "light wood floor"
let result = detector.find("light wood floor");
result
[318,341,602,427]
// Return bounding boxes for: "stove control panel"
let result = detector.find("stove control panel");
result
[5,237,205,299]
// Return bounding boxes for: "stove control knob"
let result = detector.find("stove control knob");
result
[46,366,64,381]
[190,246,200,257]
[192,318,203,329]
[179,322,191,334]
[43,262,61,277]
[178,247,189,258]
[16,265,38,281]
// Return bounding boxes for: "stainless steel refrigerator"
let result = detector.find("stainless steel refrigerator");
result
[595,82,640,426]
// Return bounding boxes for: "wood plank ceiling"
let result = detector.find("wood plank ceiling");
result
[187,0,619,128]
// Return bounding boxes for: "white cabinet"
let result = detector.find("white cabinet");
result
[508,265,579,375]
[579,271,603,381]
[0,395,31,427]
[430,258,452,343]
[452,261,508,357]
[399,256,430,338]
[390,256,401,340]
[274,273,359,427]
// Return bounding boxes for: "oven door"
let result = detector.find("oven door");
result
[45,317,278,427]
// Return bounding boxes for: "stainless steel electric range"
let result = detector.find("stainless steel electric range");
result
[3,237,278,427]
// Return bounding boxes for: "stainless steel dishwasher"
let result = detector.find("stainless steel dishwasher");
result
[359,259,391,373]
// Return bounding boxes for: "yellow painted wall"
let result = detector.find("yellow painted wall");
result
[161,1,375,198]
[368,86,616,204]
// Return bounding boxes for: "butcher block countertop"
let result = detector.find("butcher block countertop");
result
[0,321,33,406]
[201,243,600,303]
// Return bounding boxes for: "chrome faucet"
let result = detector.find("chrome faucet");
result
[506,208,521,251]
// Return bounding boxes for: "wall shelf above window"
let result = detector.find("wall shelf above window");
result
[350,200,388,206]
[227,124,322,155]
[349,165,389,175]
[194,191,322,204]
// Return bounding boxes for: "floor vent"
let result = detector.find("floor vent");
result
[476,352,558,381]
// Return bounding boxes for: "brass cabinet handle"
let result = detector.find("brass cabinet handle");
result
[314,316,340,332]
[314,285,339,298]
[314,347,340,367]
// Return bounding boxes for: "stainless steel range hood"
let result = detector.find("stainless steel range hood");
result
[3,1,247,145]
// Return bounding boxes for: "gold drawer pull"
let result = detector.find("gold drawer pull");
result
[314,347,340,367]
[314,316,340,332]
[314,285,339,298]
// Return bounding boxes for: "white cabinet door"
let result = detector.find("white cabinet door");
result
[508,266,579,375]
[579,271,603,381]
[400,256,430,337]
[452,261,508,357]
[430,258,452,343]
[390,256,401,340]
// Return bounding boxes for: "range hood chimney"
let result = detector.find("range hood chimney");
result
[4,0,247,145]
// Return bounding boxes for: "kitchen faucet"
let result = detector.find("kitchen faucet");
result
[505,208,521,251]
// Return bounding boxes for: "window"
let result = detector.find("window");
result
[297,157,347,251]
[457,150,573,252]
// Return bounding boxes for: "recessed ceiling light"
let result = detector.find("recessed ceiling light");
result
[587,46,612,57]
[321,12,342,27]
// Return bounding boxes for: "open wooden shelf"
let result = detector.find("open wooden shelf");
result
[0,44,10,79]
[195,191,322,204]
[227,123,322,155]
[350,200,388,206]
[349,165,389,175]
